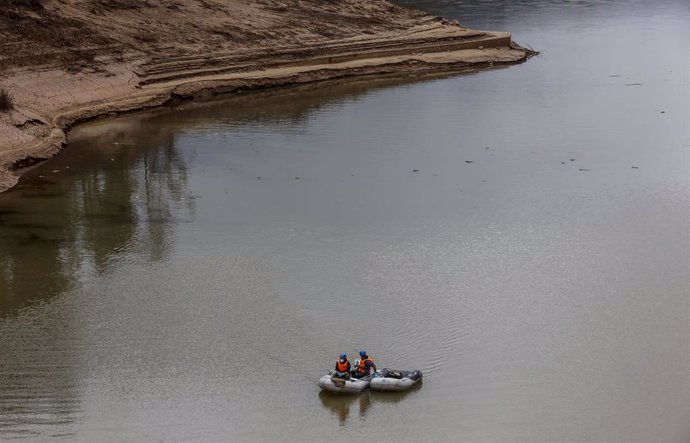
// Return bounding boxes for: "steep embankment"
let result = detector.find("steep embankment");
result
[0,0,533,192]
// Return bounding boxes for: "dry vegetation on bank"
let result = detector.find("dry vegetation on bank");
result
[0,88,13,112]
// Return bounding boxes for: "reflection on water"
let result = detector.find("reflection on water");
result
[0,73,475,317]
[0,116,195,439]
[319,391,371,426]
[319,384,422,426]
[0,118,194,315]
[0,0,689,442]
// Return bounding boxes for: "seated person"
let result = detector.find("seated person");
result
[334,353,351,379]
[352,350,376,378]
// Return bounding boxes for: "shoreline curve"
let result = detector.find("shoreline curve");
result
[0,1,535,193]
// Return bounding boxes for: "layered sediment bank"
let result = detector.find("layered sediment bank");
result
[0,0,534,192]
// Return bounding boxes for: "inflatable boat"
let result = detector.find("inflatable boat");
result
[369,368,422,391]
[318,371,374,394]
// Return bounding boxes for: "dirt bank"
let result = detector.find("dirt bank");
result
[0,0,534,192]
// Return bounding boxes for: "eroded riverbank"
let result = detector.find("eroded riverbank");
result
[0,0,533,193]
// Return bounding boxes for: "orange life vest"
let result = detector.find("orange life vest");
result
[357,357,374,373]
[336,359,349,372]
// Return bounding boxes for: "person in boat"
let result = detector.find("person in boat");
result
[353,350,376,378]
[334,353,351,379]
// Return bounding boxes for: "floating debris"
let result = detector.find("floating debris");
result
[412,169,419,172]
[465,160,473,164]
[578,168,590,171]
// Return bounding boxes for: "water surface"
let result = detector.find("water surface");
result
[1,1,689,441]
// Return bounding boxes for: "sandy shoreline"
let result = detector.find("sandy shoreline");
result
[0,0,534,193]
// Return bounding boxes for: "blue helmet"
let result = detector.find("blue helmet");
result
[340,353,347,359]
[359,350,366,357]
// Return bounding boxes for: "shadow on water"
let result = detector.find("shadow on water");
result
[318,383,422,426]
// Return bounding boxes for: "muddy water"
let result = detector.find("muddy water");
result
[1,1,689,441]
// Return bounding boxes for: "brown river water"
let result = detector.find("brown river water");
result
[1,1,689,441]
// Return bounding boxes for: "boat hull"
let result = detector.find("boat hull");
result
[369,369,422,391]
[318,373,372,393]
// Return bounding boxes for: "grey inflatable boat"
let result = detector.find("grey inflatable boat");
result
[318,371,374,394]
[369,368,423,391]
